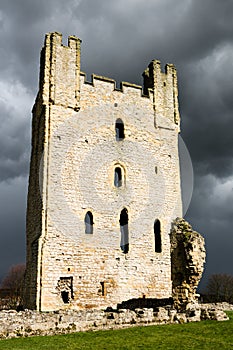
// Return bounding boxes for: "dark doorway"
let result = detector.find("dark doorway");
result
[61,291,69,304]
[120,208,129,253]
[115,118,125,141]
[154,219,162,253]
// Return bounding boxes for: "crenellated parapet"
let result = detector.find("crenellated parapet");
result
[143,60,180,128]
[36,32,179,130]
[80,71,149,98]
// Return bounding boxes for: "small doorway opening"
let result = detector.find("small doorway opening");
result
[120,208,129,253]
[154,219,162,253]
[61,291,69,304]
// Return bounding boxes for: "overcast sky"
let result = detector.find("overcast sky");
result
[0,0,233,289]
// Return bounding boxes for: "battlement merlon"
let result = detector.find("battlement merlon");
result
[38,32,81,110]
[35,32,180,128]
[143,60,180,128]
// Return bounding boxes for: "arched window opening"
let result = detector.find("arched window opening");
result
[114,167,122,187]
[120,208,129,253]
[154,219,162,253]
[85,211,94,234]
[115,118,125,141]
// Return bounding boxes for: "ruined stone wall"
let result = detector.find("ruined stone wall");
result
[0,305,229,340]
[170,218,206,310]
[24,32,182,311]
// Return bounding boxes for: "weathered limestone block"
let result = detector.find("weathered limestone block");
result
[170,218,206,310]
[168,308,177,322]
[200,306,229,321]
[115,309,136,325]
[153,307,170,323]
[175,313,187,324]
[186,304,201,322]
[200,302,233,311]
[135,308,154,323]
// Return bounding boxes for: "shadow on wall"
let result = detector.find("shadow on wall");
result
[116,297,174,311]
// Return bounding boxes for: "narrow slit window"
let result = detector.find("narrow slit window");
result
[85,211,94,234]
[100,281,106,296]
[120,208,129,253]
[154,219,162,253]
[114,167,122,187]
[115,118,125,141]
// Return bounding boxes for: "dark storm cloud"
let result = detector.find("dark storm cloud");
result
[180,44,233,179]
[0,0,233,282]
[0,177,27,279]
[0,0,81,89]
[185,173,233,286]
[71,0,233,83]
[0,80,31,181]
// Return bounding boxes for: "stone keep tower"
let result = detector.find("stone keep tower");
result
[24,32,182,311]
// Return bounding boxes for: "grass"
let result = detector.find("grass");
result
[0,312,232,350]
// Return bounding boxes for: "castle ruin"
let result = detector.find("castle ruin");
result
[24,32,205,311]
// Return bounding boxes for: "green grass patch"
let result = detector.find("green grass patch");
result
[0,312,233,350]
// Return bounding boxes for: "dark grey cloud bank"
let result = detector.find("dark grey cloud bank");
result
[0,0,233,287]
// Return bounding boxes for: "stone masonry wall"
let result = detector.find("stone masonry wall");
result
[0,305,229,340]
[170,218,206,310]
[24,32,182,311]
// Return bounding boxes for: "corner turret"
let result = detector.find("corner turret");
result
[39,32,81,110]
[143,60,180,129]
